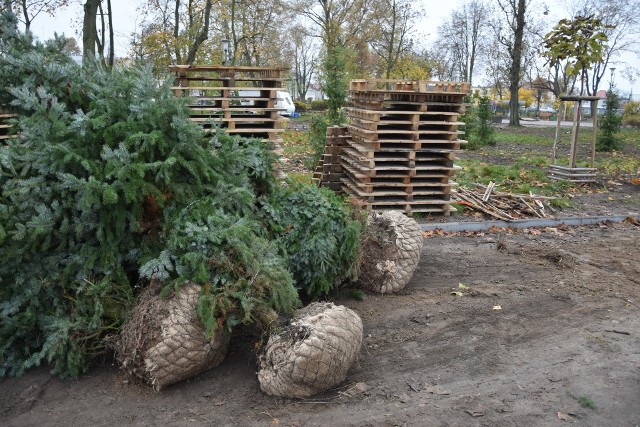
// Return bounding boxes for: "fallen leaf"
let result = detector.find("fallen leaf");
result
[557,411,573,421]
[451,291,464,297]
[493,305,502,310]
[631,178,640,185]
[458,283,469,289]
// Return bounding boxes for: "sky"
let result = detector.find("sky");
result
[27,0,640,94]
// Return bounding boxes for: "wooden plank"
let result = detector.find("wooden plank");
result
[548,165,596,172]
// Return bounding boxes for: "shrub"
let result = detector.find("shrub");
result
[463,95,496,150]
[310,99,328,111]
[260,181,363,300]
[597,90,623,151]
[293,100,309,112]
[623,100,640,127]
[0,19,363,378]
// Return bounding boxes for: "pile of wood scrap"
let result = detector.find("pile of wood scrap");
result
[453,182,556,220]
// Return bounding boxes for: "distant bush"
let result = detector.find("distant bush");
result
[463,95,496,150]
[293,100,309,112]
[623,100,640,127]
[310,99,328,111]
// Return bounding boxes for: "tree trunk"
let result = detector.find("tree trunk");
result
[82,0,101,61]
[185,0,212,64]
[107,0,114,67]
[508,0,526,126]
[20,0,32,31]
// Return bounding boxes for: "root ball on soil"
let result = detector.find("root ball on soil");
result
[355,210,423,294]
[257,302,363,398]
[117,283,230,391]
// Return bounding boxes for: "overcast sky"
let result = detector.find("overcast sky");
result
[27,0,639,93]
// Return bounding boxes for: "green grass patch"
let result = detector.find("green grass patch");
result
[577,395,597,409]
[455,159,573,197]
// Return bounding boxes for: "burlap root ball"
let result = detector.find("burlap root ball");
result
[257,302,363,398]
[117,283,230,391]
[355,210,423,294]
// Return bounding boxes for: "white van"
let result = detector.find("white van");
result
[276,91,295,116]
[238,90,295,116]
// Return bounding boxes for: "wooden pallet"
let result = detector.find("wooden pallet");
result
[547,164,597,183]
[170,65,287,144]
[350,79,470,94]
[314,126,350,189]
[0,113,17,141]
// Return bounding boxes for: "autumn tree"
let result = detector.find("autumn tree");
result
[542,15,611,96]
[435,0,490,84]
[569,0,640,95]
[292,0,370,123]
[368,0,419,79]
[215,0,289,66]
[132,0,214,68]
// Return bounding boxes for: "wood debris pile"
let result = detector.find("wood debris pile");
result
[453,182,555,220]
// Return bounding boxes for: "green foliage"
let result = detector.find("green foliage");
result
[597,90,623,151]
[141,197,299,336]
[0,19,366,379]
[321,47,347,125]
[293,100,309,112]
[543,15,611,80]
[306,114,330,170]
[623,100,640,127]
[455,159,573,196]
[310,99,328,111]
[260,181,363,300]
[463,95,496,149]
[577,395,597,409]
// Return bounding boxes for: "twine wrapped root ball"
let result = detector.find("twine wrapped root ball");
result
[355,210,424,294]
[117,283,230,391]
[258,302,363,398]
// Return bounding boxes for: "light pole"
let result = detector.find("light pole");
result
[221,39,230,65]
[609,67,616,90]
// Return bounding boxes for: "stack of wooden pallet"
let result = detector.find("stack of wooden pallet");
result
[169,65,289,140]
[313,126,349,191]
[341,79,469,215]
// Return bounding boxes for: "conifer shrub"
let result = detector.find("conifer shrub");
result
[597,90,623,151]
[0,17,363,378]
[260,181,363,300]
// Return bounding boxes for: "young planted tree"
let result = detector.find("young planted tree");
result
[570,0,640,96]
[597,90,622,151]
[542,15,611,96]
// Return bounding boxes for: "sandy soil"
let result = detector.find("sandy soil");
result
[2,221,639,426]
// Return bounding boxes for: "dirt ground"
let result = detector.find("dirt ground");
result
[2,220,639,426]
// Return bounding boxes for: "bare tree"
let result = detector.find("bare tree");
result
[289,26,317,100]
[291,0,370,49]
[368,0,419,79]
[435,0,490,85]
